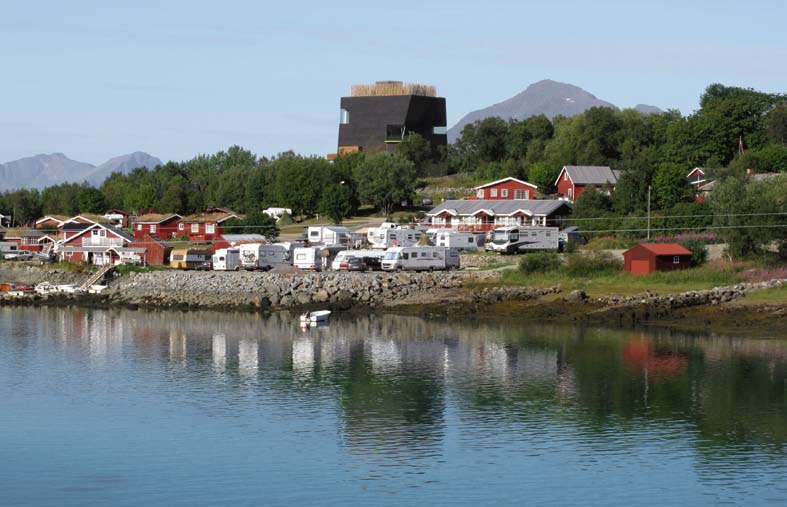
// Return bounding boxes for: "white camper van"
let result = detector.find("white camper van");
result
[212,248,241,271]
[381,246,453,272]
[485,226,559,254]
[434,231,483,251]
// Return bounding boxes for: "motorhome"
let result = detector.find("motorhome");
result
[170,248,212,269]
[381,246,454,272]
[212,248,241,271]
[433,231,484,251]
[485,226,559,254]
[331,249,386,271]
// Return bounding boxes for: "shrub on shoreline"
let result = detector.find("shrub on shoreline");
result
[518,252,561,274]
[564,251,622,276]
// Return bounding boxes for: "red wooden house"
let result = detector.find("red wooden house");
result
[178,208,241,242]
[473,177,538,200]
[35,215,69,230]
[555,166,621,201]
[60,223,141,265]
[132,213,182,240]
[3,229,45,252]
[623,243,693,275]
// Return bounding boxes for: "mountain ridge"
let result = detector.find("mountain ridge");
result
[0,152,162,191]
[448,79,663,141]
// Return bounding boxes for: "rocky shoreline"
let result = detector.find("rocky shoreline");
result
[1,265,785,335]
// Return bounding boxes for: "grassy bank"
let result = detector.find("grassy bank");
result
[467,260,748,298]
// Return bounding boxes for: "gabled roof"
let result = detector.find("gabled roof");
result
[65,214,111,225]
[181,210,240,224]
[556,166,619,186]
[62,222,134,245]
[473,177,538,190]
[627,243,692,256]
[687,167,706,178]
[698,180,716,192]
[427,199,571,217]
[133,213,181,224]
[35,215,69,226]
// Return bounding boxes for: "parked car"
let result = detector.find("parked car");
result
[4,251,33,261]
[362,255,383,271]
[346,256,368,272]
[194,260,213,271]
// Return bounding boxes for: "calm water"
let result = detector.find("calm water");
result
[0,307,785,506]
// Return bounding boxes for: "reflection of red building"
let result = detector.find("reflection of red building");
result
[623,337,688,378]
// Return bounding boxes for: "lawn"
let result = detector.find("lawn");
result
[468,261,747,298]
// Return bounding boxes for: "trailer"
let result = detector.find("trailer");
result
[0,242,20,254]
[293,246,325,270]
[257,243,292,270]
[485,226,559,254]
[170,248,212,270]
[434,231,484,251]
[212,248,241,271]
[381,246,454,272]
[369,227,420,249]
[306,225,357,247]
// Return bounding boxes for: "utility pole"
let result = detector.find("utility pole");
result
[647,185,651,240]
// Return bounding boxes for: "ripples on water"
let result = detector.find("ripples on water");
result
[0,307,785,506]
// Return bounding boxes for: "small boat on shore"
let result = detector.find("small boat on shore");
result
[299,310,331,324]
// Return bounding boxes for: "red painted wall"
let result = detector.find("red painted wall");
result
[133,218,180,240]
[477,180,536,200]
[556,170,575,199]
[624,245,692,274]
[184,223,224,242]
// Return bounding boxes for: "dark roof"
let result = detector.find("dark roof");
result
[626,243,692,256]
[427,199,571,217]
[561,166,620,185]
[62,222,93,231]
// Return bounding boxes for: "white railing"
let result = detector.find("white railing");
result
[84,237,125,247]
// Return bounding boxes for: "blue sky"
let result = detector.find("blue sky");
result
[2,0,785,165]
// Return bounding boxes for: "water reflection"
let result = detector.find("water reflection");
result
[0,306,785,505]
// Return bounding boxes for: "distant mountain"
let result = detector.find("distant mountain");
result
[0,151,161,191]
[448,79,663,142]
[633,104,664,115]
[85,152,163,186]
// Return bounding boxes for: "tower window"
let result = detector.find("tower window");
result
[340,109,349,124]
[432,126,447,135]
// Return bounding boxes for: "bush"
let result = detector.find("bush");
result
[678,237,709,266]
[564,251,622,276]
[518,252,562,274]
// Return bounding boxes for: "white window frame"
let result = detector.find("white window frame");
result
[150,224,157,234]
[191,223,199,233]
[178,223,184,230]
[476,189,484,198]
[206,223,215,234]
[137,224,142,231]
[673,256,680,264]
[490,188,497,197]
[501,189,508,198]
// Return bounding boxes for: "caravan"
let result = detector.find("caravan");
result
[293,246,324,270]
[381,246,456,272]
[212,248,241,271]
[434,231,484,251]
[369,227,420,249]
[306,225,358,247]
[485,226,559,254]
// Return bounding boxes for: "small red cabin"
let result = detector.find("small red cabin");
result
[474,177,537,200]
[132,213,182,240]
[623,243,693,275]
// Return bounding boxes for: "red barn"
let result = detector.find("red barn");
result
[132,213,182,240]
[179,208,241,242]
[131,234,171,265]
[474,177,538,200]
[623,243,693,275]
[555,166,621,201]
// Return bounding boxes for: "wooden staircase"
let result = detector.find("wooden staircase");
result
[80,264,114,290]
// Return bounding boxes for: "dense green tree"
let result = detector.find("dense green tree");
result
[223,211,279,239]
[319,183,355,224]
[766,102,787,145]
[652,163,692,209]
[354,153,416,216]
[397,133,433,176]
[77,185,106,213]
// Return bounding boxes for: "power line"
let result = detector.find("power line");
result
[564,211,787,222]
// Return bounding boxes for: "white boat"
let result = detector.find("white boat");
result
[299,310,331,324]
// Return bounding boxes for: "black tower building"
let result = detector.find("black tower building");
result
[334,81,447,158]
